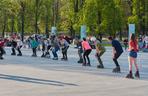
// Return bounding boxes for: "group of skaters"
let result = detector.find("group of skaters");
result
[138,35,148,51]
[76,34,140,79]
[0,34,70,61]
[0,33,140,79]
[123,35,148,52]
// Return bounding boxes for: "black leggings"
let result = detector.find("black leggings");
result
[62,46,69,59]
[113,53,122,67]
[12,47,16,54]
[32,47,37,56]
[83,49,92,64]
[0,47,4,57]
[17,47,22,54]
[96,51,105,65]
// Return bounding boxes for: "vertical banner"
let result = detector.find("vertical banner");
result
[51,27,57,35]
[81,25,87,40]
[129,24,135,39]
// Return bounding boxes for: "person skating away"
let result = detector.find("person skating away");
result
[126,34,140,79]
[11,38,17,55]
[30,37,39,57]
[93,38,106,68]
[0,37,5,60]
[77,40,83,63]
[60,38,69,61]
[16,37,23,56]
[108,37,123,73]
[82,38,92,66]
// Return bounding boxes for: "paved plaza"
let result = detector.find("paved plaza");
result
[0,46,148,96]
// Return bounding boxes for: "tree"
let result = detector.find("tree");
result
[43,0,53,37]
[0,0,19,37]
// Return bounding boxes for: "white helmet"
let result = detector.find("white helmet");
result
[91,36,96,42]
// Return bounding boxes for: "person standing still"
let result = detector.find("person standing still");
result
[108,37,123,73]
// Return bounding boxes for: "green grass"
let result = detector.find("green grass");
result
[102,43,112,47]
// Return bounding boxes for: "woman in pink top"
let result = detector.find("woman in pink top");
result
[81,38,92,66]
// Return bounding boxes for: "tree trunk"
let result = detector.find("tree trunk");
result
[119,29,122,41]
[45,12,49,38]
[21,5,25,42]
[127,0,133,15]
[11,16,15,34]
[35,0,39,34]
[2,14,7,38]
[144,0,148,35]
[69,25,75,38]
[74,0,79,13]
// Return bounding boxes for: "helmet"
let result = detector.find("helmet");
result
[90,36,96,42]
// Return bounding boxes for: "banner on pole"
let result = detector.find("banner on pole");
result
[51,27,57,35]
[81,25,87,40]
[129,24,135,39]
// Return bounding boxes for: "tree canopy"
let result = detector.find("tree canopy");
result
[0,0,147,39]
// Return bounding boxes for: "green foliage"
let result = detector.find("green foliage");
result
[0,0,147,37]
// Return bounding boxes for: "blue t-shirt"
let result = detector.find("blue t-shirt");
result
[112,40,123,54]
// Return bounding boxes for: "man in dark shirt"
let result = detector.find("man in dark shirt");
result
[108,37,123,73]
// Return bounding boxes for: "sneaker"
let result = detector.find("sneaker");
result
[11,53,16,55]
[17,54,22,56]
[61,58,67,61]
[135,71,140,78]
[0,57,4,60]
[97,65,104,69]
[77,59,83,63]
[87,63,91,66]
[112,66,121,73]
[41,54,45,57]
[53,57,58,60]
[32,54,37,57]
[82,63,86,66]
[64,58,68,61]
[45,54,50,58]
[61,58,64,60]
[126,71,134,79]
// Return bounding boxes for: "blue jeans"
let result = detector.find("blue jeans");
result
[52,47,59,58]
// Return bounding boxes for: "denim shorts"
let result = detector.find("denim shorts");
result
[129,51,137,58]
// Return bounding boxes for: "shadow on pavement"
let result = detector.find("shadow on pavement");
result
[0,74,78,87]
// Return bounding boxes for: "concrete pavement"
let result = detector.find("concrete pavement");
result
[0,47,148,96]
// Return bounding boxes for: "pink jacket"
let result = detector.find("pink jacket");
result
[82,41,92,50]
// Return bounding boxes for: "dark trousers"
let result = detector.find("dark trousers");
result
[96,51,105,65]
[32,47,37,56]
[113,53,122,67]
[12,47,16,54]
[0,47,4,57]
[62,46,69,59]
[52,47,59,58]
[17,47,22,55]
[78,49,83,60]
[83,49,92,64]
